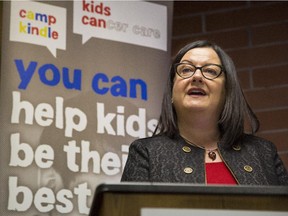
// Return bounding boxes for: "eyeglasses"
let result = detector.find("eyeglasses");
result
[174,63,224,80]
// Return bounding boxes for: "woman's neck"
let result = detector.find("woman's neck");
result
[178,113,220,148]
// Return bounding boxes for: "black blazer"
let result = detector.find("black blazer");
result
[121,134,288,185]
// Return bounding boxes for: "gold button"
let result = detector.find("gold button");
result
[244,165,253,172]
[184,167,193,174]
[233,145,241,151]
[182,146,191,153]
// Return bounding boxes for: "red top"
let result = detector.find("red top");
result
[205,162,237,185]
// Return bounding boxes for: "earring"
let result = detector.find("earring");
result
[171,98,173,104]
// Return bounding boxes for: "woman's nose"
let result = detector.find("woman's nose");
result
[192,68,203,82]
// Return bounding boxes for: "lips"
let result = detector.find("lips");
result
[187,88,207,96]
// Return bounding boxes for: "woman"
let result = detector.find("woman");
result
[121,40,288,185]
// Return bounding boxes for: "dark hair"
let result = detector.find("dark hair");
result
[154,40,259,148]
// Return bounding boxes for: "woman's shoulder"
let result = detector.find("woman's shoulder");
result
[242,133,277,152]
[243,133,273,143]
[129,134,179,149]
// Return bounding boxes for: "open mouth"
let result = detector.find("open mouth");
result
[187,88,207,96]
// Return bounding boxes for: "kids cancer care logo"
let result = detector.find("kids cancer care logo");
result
[10,0,66,57]
[73,0,167,51]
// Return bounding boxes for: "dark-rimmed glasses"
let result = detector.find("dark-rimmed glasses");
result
[174,63,224,80]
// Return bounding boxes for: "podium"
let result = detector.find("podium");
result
[89,183,288,216]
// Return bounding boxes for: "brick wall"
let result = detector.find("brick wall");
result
[172,1,288,169]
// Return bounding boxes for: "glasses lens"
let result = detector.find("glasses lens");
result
[202,65,222,79]
[176,64,195,78]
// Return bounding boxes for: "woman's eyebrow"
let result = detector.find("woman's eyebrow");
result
[180,60,193,64]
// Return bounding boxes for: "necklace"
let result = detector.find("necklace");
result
[183,137,218,161]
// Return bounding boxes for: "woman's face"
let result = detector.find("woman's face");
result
[172,47,226,119]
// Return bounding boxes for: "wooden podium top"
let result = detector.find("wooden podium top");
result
[89,183,288,216]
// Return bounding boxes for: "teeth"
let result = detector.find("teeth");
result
[192,91,201,94]
[193,92,203,95]
[189,89,205,95]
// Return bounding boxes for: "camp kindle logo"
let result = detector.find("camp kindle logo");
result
[10,0,66,57]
